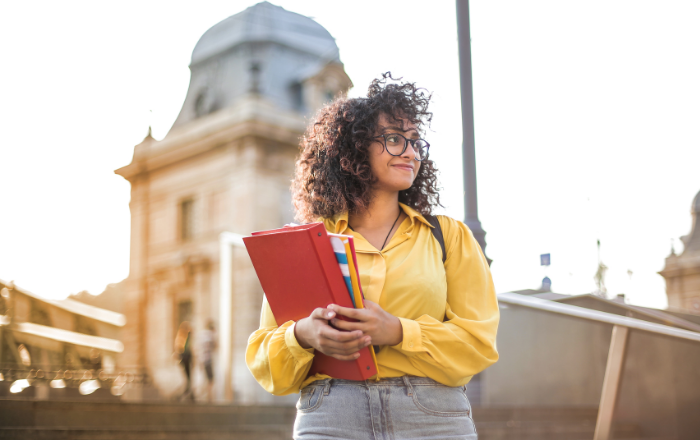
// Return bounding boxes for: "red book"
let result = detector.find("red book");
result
[243,222,378,381]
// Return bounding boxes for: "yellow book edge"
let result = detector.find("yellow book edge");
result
[343,239,379,379]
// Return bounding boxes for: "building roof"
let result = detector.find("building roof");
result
[191,1,339,65]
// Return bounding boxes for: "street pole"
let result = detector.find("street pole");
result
[456,0,490,264]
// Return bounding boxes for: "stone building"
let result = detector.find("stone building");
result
[660,189,700,313]
[115,1,351,402]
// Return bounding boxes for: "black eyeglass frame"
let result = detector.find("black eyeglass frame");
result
[373,133,430,161]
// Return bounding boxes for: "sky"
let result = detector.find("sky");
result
[1,1,699,308]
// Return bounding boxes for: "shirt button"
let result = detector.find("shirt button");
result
[409,342,414,348]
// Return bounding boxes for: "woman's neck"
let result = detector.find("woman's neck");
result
[348,190,405,250]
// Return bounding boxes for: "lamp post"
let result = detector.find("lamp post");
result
[456,0,490,264]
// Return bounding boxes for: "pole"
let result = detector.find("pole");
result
[456,0,490,263]
[594,325,629,440]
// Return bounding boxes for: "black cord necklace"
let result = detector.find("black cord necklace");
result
[380,209,402,251]
[348,208,402,251]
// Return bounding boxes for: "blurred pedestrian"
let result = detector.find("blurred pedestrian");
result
[199,319,217,402]
[174,321,194,401]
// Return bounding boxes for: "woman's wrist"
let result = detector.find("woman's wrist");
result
[381,313,403,346]
[391,315,404,345]
[294,318,313,349]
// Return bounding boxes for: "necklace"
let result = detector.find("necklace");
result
[348,208,402,251]
[380,209,402,251]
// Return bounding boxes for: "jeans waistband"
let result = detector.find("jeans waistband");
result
[308,376,450,388]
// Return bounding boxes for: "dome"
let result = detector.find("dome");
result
[169,1,350,132]
[191,2,339,65]
[692,189,700,214]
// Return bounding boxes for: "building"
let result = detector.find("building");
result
[115,1,352,402]
[660,189,700,313]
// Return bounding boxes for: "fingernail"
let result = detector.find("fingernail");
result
[328,311,334,318]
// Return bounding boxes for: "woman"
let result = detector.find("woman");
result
[246,73,499,439]
[174,321,194,401]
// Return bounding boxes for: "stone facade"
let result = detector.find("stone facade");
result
[115,2,351,403]
[660,190,700,313]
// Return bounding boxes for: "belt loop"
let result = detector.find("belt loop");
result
[324,379,331,396]
[402,376,413,397]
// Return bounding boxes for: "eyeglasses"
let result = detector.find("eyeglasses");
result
[373,133,430,161]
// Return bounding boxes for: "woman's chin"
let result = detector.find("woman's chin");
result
[385,181,415,193]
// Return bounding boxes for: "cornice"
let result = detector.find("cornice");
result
[659,253,700,278]
[115,95,306,182]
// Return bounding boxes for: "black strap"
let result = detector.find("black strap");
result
[425,214,446,264]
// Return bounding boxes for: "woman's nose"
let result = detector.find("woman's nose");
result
[401,142,417,160]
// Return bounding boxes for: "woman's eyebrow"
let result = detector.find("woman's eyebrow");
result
[382,125,419,134]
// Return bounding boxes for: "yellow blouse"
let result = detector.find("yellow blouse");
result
[245,203,499,395]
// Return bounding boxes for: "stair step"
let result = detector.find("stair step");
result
[475,420,641,440]
[0,426,292,440]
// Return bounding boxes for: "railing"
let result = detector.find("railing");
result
[498,292,700,440]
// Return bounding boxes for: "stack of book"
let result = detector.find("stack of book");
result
[243,223,378,380]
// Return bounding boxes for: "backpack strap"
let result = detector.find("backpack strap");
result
[425,214,446,264]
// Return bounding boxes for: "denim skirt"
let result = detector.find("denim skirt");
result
[293,376,478,440]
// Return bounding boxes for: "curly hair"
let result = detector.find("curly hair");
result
[292,73,442,223]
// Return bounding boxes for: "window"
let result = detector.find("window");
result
[180,199,195,241]
[177,300,193,326]
[290,82,304,111]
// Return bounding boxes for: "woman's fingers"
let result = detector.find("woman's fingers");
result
[329,318,364,332]
[327,304,364,320]
[304,307,376,357]
[329,352,361,361]
[319,326,364,343]
[320,335,371,356]
[310,307,335,320]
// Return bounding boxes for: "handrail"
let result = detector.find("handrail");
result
[556,294,700,333]
[498,292,700,343]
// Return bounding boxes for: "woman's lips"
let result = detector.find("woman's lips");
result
[392,164,414,172]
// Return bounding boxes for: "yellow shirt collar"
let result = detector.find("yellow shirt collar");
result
[323,203,434,234]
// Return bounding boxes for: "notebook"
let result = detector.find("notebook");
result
[244,223,378,381]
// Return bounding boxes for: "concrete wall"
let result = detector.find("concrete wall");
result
[483,303,700,439]
[482,305,610,407]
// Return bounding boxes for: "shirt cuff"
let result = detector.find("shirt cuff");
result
[284,321,315,362]
[393,317,424,353]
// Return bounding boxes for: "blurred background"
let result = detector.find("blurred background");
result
[1,1,699,439]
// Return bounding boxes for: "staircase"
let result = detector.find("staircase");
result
[474,407,641,440]
[0,399,296,440]
[0,399,646,440]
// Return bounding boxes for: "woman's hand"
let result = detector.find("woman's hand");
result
[328,300,403,347]
[294,307,372,361]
